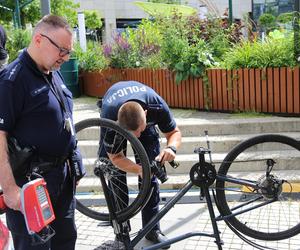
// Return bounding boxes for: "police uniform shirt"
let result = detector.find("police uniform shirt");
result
[0,49,75,157]
[100,81,176,155]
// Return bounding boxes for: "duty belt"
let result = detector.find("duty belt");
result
[30,154,68,175]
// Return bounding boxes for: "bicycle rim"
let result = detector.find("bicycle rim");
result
[75,118,151,222]
[216,134,300,241]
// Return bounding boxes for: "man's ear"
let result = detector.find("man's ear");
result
[144,110,148,116]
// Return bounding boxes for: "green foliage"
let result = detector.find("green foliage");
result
[83,10,103,30]
[0,0,80,28]
[222,31,296,69]
[6,28,31,62]
[258,13,276,31]
[51,0,80,27]
[74,42,108,72]
[277,12,294,24]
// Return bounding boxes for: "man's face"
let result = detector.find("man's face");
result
[131,110,147,138]
[39,28,73,71]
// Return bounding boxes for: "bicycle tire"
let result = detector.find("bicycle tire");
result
[216,134,300,241]
[75,118,151,222]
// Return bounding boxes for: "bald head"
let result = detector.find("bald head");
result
[118,102,146,131]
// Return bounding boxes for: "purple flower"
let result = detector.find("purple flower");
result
[103,44,112,57]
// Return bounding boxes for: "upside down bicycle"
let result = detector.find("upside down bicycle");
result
[74,118,300,249]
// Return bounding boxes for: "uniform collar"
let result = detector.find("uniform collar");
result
[18,49,45,77]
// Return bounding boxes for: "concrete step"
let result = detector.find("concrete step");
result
[176,117,300,136]
[78,132,300,157]
[75,117,300,138]
[81,147,300,176]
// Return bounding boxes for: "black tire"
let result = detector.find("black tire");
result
[75,118,151,222]
[216,134,300,241]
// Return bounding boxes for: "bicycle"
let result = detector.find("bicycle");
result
[75,117,300,249]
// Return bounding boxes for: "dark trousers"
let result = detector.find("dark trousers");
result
[6,166,77,250]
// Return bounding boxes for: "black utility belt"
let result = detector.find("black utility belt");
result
[30,155,68,175]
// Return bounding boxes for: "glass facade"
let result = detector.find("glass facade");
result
[252,0,294,21]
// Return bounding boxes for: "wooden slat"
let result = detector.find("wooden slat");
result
[221,69,228,110]
[267,68,274,112]
[294,68,300,114]
[255,69,262,112]
[227,70,233,111]
[273,68,280,113]
[238,69,244,111]
[280,67,287,113]
[243,68,250,111]
[249,68,256,111]
[216,69,222,110]
[287,68,293,113]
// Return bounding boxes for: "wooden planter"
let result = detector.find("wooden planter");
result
[82,69,124,98]
[81,67,300,116]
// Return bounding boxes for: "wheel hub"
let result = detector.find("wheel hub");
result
[260,175,283,199]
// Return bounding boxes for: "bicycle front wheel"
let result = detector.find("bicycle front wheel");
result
[75,118,151,222]
[216,134,300,241]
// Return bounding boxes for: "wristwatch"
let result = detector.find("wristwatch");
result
[166,145,177,154]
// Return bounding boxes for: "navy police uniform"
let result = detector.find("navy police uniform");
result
[99,81,176,232]
[0,50,77,250]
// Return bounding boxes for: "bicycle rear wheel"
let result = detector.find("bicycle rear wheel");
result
[216,134,300,241]
[75,118,151,222]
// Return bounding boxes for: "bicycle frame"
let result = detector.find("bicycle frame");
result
[100,145,280,250]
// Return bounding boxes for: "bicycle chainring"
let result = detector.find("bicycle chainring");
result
[189,162,216,187]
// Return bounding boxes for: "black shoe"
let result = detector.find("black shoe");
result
[145,230,170,249]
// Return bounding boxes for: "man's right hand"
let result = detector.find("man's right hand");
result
[3,185,21,211]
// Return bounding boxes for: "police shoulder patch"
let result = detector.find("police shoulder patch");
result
[4,63,22,82]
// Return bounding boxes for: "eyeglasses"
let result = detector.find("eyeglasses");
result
[40,34,72,57]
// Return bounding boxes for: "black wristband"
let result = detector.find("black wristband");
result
[166,145,177,154]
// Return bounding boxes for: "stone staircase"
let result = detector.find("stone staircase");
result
[76,115,300,191]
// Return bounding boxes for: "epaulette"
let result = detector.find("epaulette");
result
[3,63,22,81]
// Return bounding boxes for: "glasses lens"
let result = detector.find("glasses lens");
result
[59,49,70,57]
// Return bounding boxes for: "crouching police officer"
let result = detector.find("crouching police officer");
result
[98,81,182,249]
[0,15,85,250]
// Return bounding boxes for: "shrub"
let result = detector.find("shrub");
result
[6,28,31,62]
[222,31,296,69]
[74,42,109,72]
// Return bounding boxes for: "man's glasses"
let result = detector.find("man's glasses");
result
[40,34,72,57]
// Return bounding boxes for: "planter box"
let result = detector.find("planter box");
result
[81,67,300,116]
[81,69,124,98]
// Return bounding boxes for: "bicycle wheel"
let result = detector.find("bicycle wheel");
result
[75,118,151,222]
[216,134,300,241]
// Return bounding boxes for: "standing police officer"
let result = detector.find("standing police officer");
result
[99,81,182,248]
[0,15,81,250]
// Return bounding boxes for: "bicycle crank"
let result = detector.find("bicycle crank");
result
[189,162,216,187]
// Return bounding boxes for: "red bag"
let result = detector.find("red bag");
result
[0,219,9,250]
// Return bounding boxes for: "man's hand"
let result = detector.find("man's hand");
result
[3,185,21,211]
[156,147,176,165]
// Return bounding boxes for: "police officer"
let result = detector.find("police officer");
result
[99,81,182,248]
[0,15,81,250]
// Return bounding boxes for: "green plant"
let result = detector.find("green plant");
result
[277,12,294,24]
[258,13,277,32]
[222,31,296,69]
[6,28,31,62]
[75,42,108,72]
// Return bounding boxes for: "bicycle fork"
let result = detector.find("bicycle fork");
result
[190,146,223,249]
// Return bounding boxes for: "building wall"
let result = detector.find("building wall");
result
[74,0,252,43]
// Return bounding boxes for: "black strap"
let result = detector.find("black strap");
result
[42,73,69,115]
